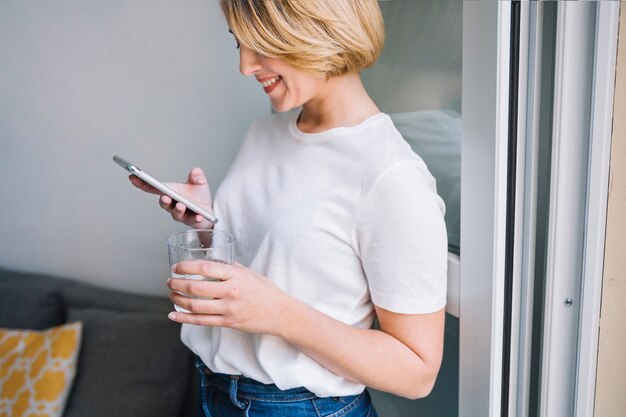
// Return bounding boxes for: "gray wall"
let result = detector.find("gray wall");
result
[0,0,270,295]
[0,3,459,417]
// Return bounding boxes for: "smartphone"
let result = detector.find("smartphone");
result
[113,155,218,224]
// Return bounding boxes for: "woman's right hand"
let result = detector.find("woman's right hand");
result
[129,167,214,229]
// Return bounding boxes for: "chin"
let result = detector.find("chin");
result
[270,102,295,113]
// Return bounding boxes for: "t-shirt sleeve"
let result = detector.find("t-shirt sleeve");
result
[353,160,448,314]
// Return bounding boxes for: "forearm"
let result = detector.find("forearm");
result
[166,262,443,399]
[277,296,441,399]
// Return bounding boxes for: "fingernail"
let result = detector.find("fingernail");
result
[168,312,177,320]
[194,176,206,184]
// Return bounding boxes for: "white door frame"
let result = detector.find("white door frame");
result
[460,2,511,416]
[574,2,620,416]
[539,3,619,417]
[460,2,619,416]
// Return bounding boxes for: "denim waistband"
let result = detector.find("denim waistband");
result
[195,359,318,403]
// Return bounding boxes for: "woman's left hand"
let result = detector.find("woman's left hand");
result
[166,260,290,334]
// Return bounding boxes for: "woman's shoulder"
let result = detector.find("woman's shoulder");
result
[353,114,424,169]
[344,113,445,204]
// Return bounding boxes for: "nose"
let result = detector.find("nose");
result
[239,46,263,76]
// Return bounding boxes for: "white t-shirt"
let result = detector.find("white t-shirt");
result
[181,109,447,397]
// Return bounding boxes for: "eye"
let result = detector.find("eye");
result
[228,29,240,50]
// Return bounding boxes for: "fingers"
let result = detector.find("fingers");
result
[168,291,228,315]
[173,260,236,281]
[167,311,227,327]
[159,194,173,208]
[167,277,231,325]
[158,196,183,219]
[167,292,229,327]
[187,167,207,185]
[131,167,211,227]
[167,276,229,298]
[159,197,209,228]
[129,175,161,194]
[165,200,189,222]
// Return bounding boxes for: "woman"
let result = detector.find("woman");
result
[131,1,447,415]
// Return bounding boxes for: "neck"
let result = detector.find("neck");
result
[297,73,380,133]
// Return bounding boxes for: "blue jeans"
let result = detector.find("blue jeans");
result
[195,359,378,417]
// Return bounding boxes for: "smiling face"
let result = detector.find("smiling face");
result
[238,45,328,113]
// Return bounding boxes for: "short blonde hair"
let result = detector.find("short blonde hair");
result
[220,0,385,78]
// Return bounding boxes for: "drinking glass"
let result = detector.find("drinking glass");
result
[167,229,236,313]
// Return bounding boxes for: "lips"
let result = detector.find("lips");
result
[260,75,282,93]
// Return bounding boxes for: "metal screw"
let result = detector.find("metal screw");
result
[564,298,573,307]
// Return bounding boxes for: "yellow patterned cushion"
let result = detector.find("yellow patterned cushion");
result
[0,322,82,417]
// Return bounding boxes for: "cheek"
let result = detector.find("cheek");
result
[284,78,318,102]
[273,81,301,106]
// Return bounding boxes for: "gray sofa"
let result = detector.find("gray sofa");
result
[0,268,199,417]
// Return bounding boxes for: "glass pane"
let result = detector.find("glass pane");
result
[362,2,461,416]
[362,0,462,253]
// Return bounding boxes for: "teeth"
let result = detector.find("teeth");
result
[262,76,280,87]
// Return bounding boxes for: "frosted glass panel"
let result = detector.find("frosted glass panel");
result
[363,0,462,252]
